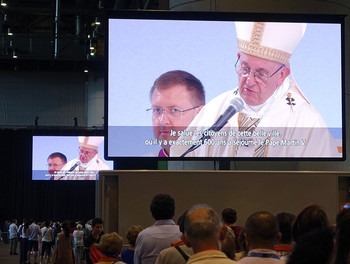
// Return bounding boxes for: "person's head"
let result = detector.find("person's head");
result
[150,193,175,220]
[61,221,70,237]
[234,22,306,106]
[244,211,281,250]
[184,204,227,253]
[178,210,188,234]
[76,224,82,230]
[287,227,334,264]
[275,212,296,245]
[221,208,237,225]
[78,136,103,163]
[333,208,350,264]
[237,227,248,255]
[55,222,61,232]
[149,70,205,155]
[221,227,236,260]
[23,219,29,230]
[12,219,17,224]
[47,152,67,174]
[125,226,143,248]
[44,220,50,228]
[99,232,123,257]
[91,217,104,235]
[292,204,329,243]
[236,52,290,106]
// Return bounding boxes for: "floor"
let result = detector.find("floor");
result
[0,240,86,264]
[0,241,20,264]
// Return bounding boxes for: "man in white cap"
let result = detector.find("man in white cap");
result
[170,22,336,157]
[57,136,110,180]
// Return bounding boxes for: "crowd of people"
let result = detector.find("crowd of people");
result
[3,193,350,264]
[4,218,93,264]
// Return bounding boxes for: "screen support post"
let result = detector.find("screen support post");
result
[214,160,230,170]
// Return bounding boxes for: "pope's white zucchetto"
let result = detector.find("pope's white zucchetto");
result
[235,22,307,65]
[79,136,104,150]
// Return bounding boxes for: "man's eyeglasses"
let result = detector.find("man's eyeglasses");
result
[146,106,200,119]
[47,163,64,168]
[235,57,284,85]
[79,148,96,156]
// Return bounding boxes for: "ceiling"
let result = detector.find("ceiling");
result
[0,0,161,71]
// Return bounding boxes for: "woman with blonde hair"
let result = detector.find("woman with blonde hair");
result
[97,232,125,264]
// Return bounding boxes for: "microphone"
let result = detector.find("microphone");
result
[208,98,244,132]
[56,160,82,180]
[68,160,82,172]
[180,97,244,157]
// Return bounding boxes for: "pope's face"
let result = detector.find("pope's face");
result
[79,147,97,163]
[238,53,288,106]
[151,85,202,154]
[47,157,66,174]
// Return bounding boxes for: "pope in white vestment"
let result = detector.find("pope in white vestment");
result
[55,136,110,180]
[170,22,338,158]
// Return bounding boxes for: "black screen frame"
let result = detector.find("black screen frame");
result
[32,129,114,180]
[104,10,346,162]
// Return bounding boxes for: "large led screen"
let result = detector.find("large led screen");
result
[106,11,344,160]
[33,136,114,180]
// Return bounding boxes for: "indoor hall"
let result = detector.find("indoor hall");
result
[1,0,350,264]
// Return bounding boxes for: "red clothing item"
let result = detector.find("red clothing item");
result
[90,244,103,263]
[171,241,185,247]
[228,225,244,252]
[274,245,293,252]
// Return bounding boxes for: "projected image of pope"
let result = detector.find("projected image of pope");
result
[59,136,110,180]
[171,22,337,157]
[147,70,205,157]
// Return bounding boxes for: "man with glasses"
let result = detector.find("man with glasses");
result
[146,70,205,156]
[47,152,67,180]
[58,136,110,180]
[171,22,336,157]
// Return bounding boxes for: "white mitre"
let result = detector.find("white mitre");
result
[235,22,307,64]
[78,136,104,150]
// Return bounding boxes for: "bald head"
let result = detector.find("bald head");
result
[184,204,226,253]
[245,211,280,249]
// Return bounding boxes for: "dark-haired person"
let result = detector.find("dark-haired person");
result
[292,204,330,244]
[171,22,336,158]
[287,227,334,264]
[134,193,181,264]
[222,208,244,253]
[274,212,295,262]
[9,218,18,255]
[147,70,205,157]
[19,219,30,264]
[84,217,104,264]
[238,211,284,264]
[53,221,75,264]
[27,219,40,264]
[47,152,67,177]
[155,211,194,264]
[40,220,54,264]
[330,208,350,264]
